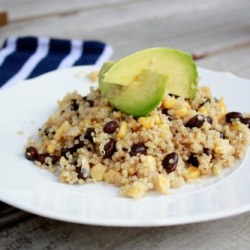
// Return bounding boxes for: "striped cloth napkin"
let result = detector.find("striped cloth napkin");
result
[0,36,113,89]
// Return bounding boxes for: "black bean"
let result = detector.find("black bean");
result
[75,166,89,179]
[103,139,116,159]
[25,146,38,160]
[219,132,225,139]
[240,117,250,128]
[185,115,205,128]
[42,127,55,138]
[74,135,85,148]
[83,96,94,107]
[162,108,169,115]
[62,137,85,157]
[129,143,147,156]
[61,147,76,158]
[103,121,118,134]
[225,112,243,123]
[36,153,50,164]
[88,100,94,107]
[203,148,212,156]
[187,153,199,167]
[162,152,178,173]
[75,167,84,179]
[37,154,57,164]
[70,99,79,111]
[43,128,49,136]
[49,155,58,164]
[161,108,173,120]
[84,128,95,143]
[61,148,69,157]
[64,143,84,155]
[206,116,213,125]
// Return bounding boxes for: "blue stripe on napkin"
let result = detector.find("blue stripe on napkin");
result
[28,38,72,79]
[0,36,113,88]
[0,37,38,85]
[74,41,105,65]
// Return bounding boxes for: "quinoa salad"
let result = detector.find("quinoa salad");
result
[25,49,250,199]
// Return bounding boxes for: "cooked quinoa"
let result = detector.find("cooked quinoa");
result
[25,85,250,199]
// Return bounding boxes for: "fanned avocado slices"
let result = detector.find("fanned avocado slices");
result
[98,48,198,117]
[99,63,168,117]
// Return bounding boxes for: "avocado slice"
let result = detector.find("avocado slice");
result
[99,67,168,117]
[103,48,198,99]
[99,61,115,96]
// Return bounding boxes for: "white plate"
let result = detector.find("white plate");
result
[0,66,249,227]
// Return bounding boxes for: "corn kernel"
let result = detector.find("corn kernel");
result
[141,155,157,172]
[214,139,233,155]
[46,144,56,154]
[113,112,122,119]
[87,70,99,82]
[116,121,128,139]
[127,166,136,176]
[152,114,162,125]
[93,123,101,129]
[200,86,210,93]
[153,174,170,194]
[162,96,175,109]
[217,98,228,114]
[193,131,199,140]
[214,141,223,154]
[138,117,154,129]
[104,169,123,186]
[90,163,107,181]
[103,106,113,112]
[174,108,188,118]
[43,139,50,147]
[230,123,241,131]
[54,121,71,141]
[59,175,67,183]
[132,123,140,131]
[64,126,81,137]
[120,182,147,199]
[185,167,201,180]
[198,106,208,115]
[171,176,185,188]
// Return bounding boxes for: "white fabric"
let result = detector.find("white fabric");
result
[95,44,114,67]
[58,40,84,69]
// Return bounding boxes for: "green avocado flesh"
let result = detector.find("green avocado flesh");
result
[99,61,115,96]
[111,70,167,117]
[99,64,168,117]
[103,48,198,99]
